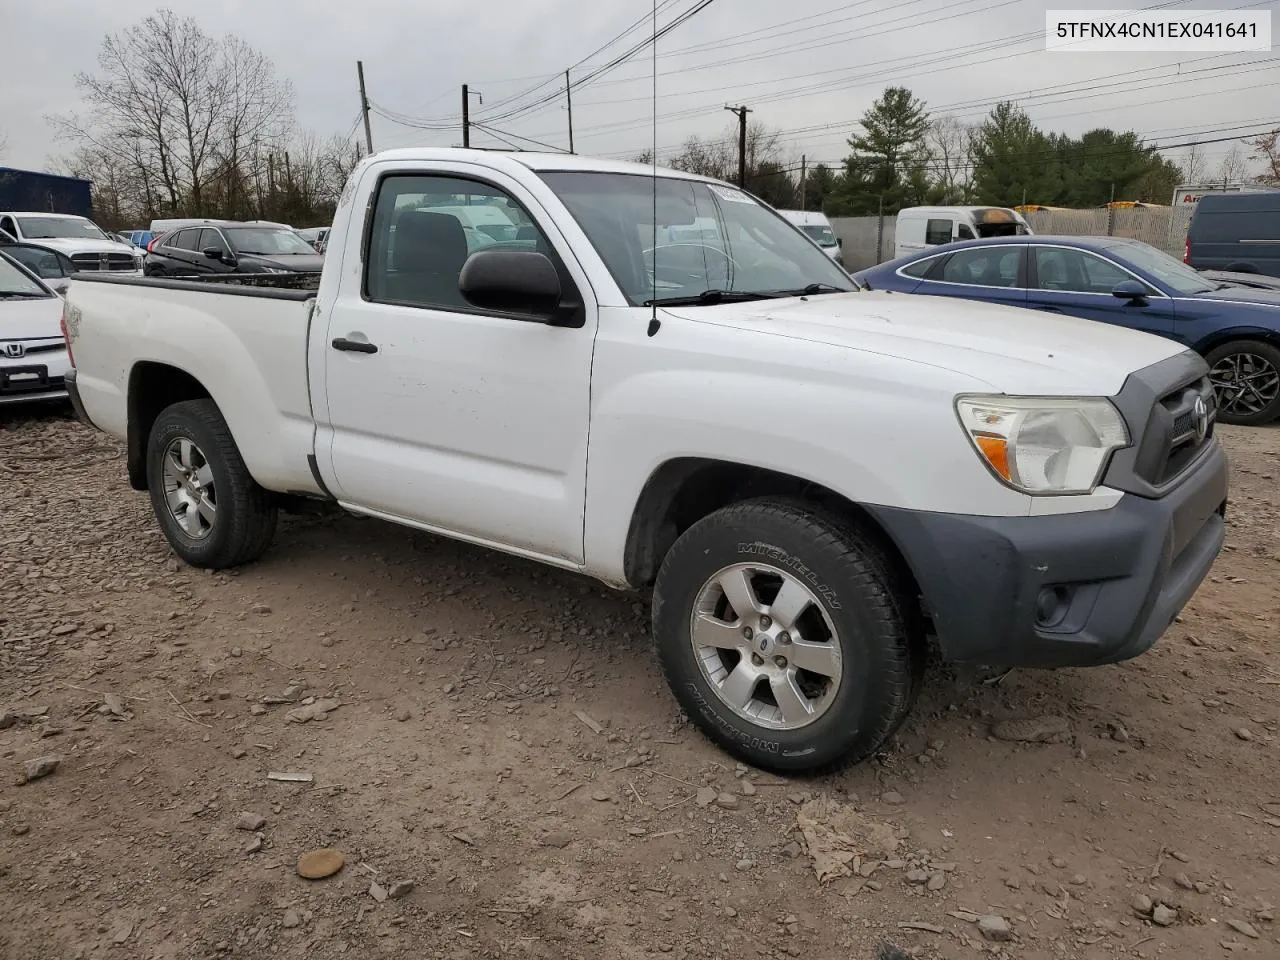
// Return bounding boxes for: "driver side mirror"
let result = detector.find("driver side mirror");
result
[460,250,581,326]
[203,247,230,262]
[836,237,844,248]
[1112,279,1150,303]
[48,277,70,296]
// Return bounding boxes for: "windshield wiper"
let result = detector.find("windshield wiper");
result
[643,289,779,307]
[0,291,46,299]
[771,282,852,297]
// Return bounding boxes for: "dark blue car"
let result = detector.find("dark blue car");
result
[856,235,1280,425]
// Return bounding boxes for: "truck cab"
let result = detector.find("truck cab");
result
[895,205,1032,259]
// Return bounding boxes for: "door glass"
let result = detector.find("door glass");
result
[366,174,555,311]
[1034,247,1131,293]
[956,223,975,240]
[939,247,1022,287]
[173,229,200,251]
[925,219,953,245]
[198,229,227,255]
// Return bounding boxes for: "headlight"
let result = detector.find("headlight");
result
[955,396,1129,495]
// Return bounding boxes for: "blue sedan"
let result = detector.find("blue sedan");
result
[855,235,1280,425]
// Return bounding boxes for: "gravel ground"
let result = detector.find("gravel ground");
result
[1,404,1277,960]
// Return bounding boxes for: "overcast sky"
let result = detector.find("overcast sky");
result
[2,0,1276,180]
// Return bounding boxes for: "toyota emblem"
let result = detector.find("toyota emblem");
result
[1193,395,1209,442]
[3,342,24,359]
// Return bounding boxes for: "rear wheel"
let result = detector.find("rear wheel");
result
[146,399,277,568]
[1206,339,1280,425]
[652,497,923,773]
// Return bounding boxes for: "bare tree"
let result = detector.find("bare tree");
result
[1215,143,1251,186]
[1250,129,1280,185]
[926,116,973,202]
[51,10,293,219]
[1178,142,1208,184]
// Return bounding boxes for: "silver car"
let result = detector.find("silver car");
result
[0,249,71,405]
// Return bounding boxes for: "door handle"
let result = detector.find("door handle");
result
[331,337,378,354]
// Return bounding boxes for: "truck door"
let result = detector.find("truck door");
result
[314,163,598,564]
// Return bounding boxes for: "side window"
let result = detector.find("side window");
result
[366,174,560,312]
[940,247,1023,287]
[172,229,198,251]
[1033,247,1132,293]
[956,223,975,240]
[900,256,939,279]
[4,245,67,278]
[198,228,227,255]
[925,218,953,245]
[0,216,15,237]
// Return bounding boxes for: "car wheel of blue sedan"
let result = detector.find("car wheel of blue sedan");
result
[1206,339,1280,426]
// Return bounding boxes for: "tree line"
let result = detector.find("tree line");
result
[654,85,1280,216]
[49,10,360,230]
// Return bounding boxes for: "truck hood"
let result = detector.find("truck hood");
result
[665,291,1187,396]
[0,296,64,340]
[32,237,137,257]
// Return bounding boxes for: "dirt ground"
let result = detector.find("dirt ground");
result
[1,407,1277,960]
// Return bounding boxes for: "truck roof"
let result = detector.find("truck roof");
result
[366,148,722,184]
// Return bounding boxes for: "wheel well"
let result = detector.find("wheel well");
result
[126,362,211,490]
[623,458,922,600]
[1194,329,1280,360]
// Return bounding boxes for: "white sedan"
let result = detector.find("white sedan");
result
[0,250,71,406]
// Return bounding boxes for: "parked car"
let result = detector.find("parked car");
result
[63,149,1226,773]
[0,241,77,294]
[0,212,142,274]
[297,226,330,253]
[1185,190,1280,277]
[120,229,155,250]
[776,210,843,266]
[857,235,1280,425]
[144,222,324,276]
[0,249,71,405]
[1199,269,1280,292]
[895,205,1032,258]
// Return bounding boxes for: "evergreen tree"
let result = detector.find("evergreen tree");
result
[837,86,932,214]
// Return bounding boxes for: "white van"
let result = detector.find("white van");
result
[777,210,843,265]
[895,206,1031,259]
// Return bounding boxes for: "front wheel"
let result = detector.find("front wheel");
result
[1206,339,1280,425]
[146,399,277,568]
[652,498,923,774]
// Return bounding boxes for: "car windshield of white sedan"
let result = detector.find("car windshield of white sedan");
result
[17,216,110,241]
[539,171,855,306]
[225,227,317,256]
[0,256,51,298]
[1111,241,1215,295]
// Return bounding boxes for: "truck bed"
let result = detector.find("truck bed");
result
[68,273,323,496]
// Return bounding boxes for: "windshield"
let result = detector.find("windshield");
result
[0,255,52,298]
[225,227,317,256]
[538,171,855,305]
[1109,240,1215,295]
[800,224,837,247]
[17,216,110,241]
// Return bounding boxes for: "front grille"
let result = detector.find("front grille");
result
[1129,375,1216,488]
[21,342,65,356]
[70,252,137,272]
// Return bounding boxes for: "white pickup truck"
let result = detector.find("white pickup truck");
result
[62,149,1228,772]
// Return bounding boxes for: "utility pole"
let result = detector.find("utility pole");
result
[565,70,575,154]
[725,105,751,188]
[799,155,807,209]
[462,83,471,148]
[356,61,373,154]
